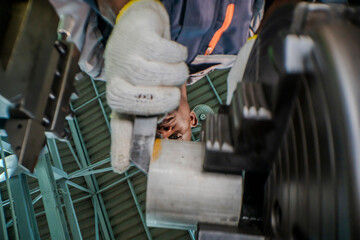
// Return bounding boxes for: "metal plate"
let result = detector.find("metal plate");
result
[130,117,157,173]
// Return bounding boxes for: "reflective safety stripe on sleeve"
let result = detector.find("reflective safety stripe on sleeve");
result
[205,3,235,55]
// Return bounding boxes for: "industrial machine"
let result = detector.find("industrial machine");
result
[146,3,360,240]
[0,0,79,171]
[1,0,359,239]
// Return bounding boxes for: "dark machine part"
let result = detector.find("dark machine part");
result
[0,0,80,171]
[203,82,274,173]
[201,3,360,240]
[261,5,360,240]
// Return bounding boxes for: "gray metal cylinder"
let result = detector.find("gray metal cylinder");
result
[146,140,243,230]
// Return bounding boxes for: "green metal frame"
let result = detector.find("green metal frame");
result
[205,74,223,105]
[97,169,141,194]
[0,189,9,240]
[68,158,110,179]
[1,187,41,208]
[90,78,111,131]
[73,92,106,112]
[189,230,196,240]
[68,118,115,240]
[35,153,70,239]
[0,139,19,240]
[9,174,40,240]
[31,194,42,205]
[90,80,155,240]
[94,200,99,240]
[125,172,152,240]
[66,180,93,194]
[47,138,83,240]
[72,194,93,204]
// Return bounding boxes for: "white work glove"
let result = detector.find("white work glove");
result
[226,37,256,105]
[105,0,188,173]
[110,112,133,173]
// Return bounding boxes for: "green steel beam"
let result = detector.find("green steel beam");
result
[0,139,19,240]
[97,169,141,194]
[94,199,99,240]
[90,79,111,131]
[23,171,37,179]
[66,180,93,194]
[125,172,152,240]
[72,194,93,204]
[5,220,12,228]
[1,187,41,207]
[32,194,42,205]
[68,158,110,179]
[68,118,115,240]
[189,230,196,240]
[0,189,9,240]
[70,167,113,178]
[0,141,12,155]
[65,141,83,169]
[9,174,40,240]
[36,153,70,239]
[34,210,45,218]
[73,91,106,112]
[32,195,92,218]
[1,199,9,208]
[47,138,83,240]
[205,74,223,105]
[30,187,40,195]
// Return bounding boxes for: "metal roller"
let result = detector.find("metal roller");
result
[146,139,243,230]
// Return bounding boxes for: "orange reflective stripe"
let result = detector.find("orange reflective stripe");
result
[205,3,235,55]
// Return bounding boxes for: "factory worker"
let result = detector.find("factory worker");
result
[156,84,198,141]
[49,0,264,173]
[105,0,263,173]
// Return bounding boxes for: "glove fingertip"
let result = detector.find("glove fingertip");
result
[111,156,131,174]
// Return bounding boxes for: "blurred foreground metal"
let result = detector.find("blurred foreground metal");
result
[148,3,360,239]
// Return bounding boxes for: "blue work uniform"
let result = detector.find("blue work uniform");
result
[50,0,263,81]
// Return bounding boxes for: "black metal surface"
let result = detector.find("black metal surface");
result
[203,46,301,174]
[255,4,360,240]
[0,0,80,171]
[203,3,306,174]
[203,112,271,173]
[43,40,79,139]
[0,0,59,102]
[4,119,45,171]
[3,38,79,171]
[202,3,360,240]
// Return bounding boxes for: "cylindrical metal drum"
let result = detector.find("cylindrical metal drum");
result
[146,140,243,230]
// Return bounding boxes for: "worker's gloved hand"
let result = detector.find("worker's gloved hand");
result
[105,0,188,173]
[110,112,133,173]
